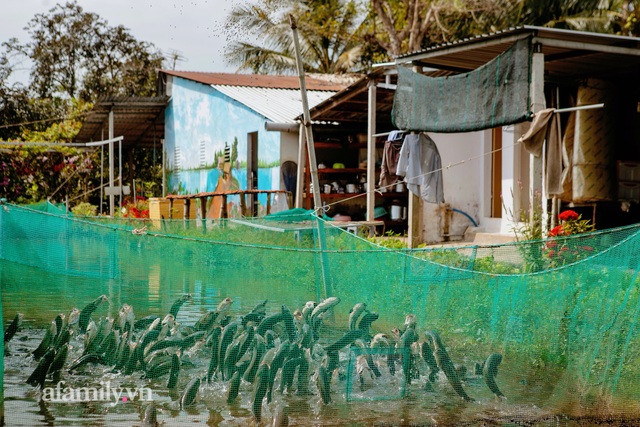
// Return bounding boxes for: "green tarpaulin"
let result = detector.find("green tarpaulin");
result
[392,37,533,133]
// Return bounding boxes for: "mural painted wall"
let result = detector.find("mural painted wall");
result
[164,77,283,204]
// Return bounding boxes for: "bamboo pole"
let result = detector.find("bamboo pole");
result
[290,14,332,301]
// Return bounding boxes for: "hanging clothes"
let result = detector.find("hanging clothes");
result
[518,108,563,195]
[396,133,444,204]
[378,140,403,188]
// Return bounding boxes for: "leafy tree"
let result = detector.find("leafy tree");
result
[224,0,367,74]
[368,0,511,57]
[507,0,624,33]
[5,0,163,101]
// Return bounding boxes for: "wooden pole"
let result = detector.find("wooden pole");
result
[289,15,322,212]
[290,14,332,301]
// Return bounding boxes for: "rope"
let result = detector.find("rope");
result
[320,138,524,213]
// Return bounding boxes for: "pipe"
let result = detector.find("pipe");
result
[452,208,478,227]
[265,122,299,133]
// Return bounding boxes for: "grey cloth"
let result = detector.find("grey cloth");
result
[378,140,403,188]
[518,108,563,195]
[396,133,444,204]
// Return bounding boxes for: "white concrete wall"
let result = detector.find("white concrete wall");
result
[419,131,486,243]
[417,125,531,243]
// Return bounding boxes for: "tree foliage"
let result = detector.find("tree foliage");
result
[224,0,368,74]
[5,0,164,101]
[225,0,640,72]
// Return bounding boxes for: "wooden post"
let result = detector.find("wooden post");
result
[221,195,228,218]
[239,193,247,217]
[266,192,272,215]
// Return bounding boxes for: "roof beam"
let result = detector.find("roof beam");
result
[534,37,640,57]
[395,33,530,64]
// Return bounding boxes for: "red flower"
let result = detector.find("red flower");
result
[581,246,594,252]
[546,241,557,248]
[547,250,555,258]
[558,210,579,222]
[560,246,569,251]
[548,225,564,237]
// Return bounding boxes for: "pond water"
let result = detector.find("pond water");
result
[1,260,636,426]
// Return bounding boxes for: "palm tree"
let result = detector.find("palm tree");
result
[508,0,627,33]
[223,0,367,74]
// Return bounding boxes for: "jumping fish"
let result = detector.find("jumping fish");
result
[206,326,223,383]
[26,348,56,388]
[310,296,340,321]
[4,313,23,344]
[141,402,159,427]
[483,353,505,398]
[355,355,375,390]
[169,294,192,319]
[348,303,367,331]
[316,365,331,404]
[216,297,233,314]
[167,352,181,389]
[281,305,297,342]
[421,337,439,377]
[271,404,289,427]
[180,377,201,408]
[250,299,268,316]
[427,330,474,402]
[257,313,285,337]
[68,353,105,373]
[252,363,270,422]
[78,295,107,333]
[226,370,242,404]
[403,314,417,332]
[324,329,363,353]
[32,321,57,361]
[47,344,69,379]
[357,311,379,336]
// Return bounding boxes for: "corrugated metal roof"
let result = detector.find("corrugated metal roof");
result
[161,70,354,91]
[395,26,640,78]
[74,96,168,147]
[212,85,336,123]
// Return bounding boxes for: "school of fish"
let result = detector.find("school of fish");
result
[4,294,507,426]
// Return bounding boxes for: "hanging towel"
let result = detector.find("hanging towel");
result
[519,108,554,157]
[378,140,403,188]
[396,133,444,204]
[518,108,563,195]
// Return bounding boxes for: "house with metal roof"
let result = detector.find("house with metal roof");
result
[305,26,640,246]
[157,71,349,208]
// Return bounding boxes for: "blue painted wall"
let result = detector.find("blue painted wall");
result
[164,77,282,197]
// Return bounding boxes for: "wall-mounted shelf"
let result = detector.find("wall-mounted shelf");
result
[304,133,409,234]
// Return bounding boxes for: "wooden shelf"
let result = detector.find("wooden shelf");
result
[318,192,367,200]
[315,142,343,149]
[376,191,408,197]
[316,168,365,174]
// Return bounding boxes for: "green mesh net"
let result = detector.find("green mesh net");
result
[2,201,640,425]
[393,37,532,133]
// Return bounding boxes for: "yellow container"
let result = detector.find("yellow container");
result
[149,198,196,227]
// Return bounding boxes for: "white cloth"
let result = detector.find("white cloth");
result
[396,133,444,204]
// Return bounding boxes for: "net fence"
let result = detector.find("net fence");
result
[1,201,640,425]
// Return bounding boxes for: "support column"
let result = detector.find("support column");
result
[366,79,376,221]
[295,123,306,209]
[408,65,423,248]
[529,45,546,229]
[109,109,115,216]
